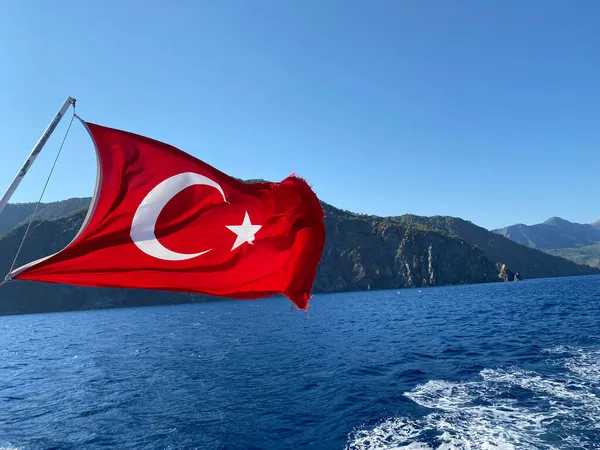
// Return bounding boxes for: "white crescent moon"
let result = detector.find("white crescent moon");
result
[130,172,227,261]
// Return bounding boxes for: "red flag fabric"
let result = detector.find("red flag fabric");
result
[10,121,325,310]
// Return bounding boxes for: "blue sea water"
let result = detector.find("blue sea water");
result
[0,276,600,449]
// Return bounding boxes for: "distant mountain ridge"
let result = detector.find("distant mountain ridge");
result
[0,199,597,315]
[493,217,600,268]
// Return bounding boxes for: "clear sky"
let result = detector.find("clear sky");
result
[1,1,599,230]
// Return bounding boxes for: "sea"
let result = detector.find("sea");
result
[0,275,599,449]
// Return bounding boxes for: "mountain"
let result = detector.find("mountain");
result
[492,217,600,268]
[393,215,599,279]
[0,202,509,315]
[0,198,91,236]
[316,204,512,293]
[545,244,600,269]
[0,200,597,316]
[493,217,600,249]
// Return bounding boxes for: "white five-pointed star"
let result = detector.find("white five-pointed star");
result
[226,212,262,251]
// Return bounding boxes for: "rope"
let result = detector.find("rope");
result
[4,109,76,282]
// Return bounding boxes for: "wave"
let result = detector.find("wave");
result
[346,346,600,449]
[544,345,600,386]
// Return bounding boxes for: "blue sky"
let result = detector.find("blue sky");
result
[1,1,599,230]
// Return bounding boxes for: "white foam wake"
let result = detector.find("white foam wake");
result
[346,346,600,449]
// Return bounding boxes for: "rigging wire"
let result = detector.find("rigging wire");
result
[1,107,77,285]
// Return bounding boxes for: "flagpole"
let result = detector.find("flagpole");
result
[0,96,76,217]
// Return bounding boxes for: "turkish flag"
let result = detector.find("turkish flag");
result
[10,121,325,310]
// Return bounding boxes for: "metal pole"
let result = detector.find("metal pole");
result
[0,96,76,217]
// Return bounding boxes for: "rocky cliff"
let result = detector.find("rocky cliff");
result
[316,204,507,293]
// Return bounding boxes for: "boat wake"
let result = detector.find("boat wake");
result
[346,346,600,449]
